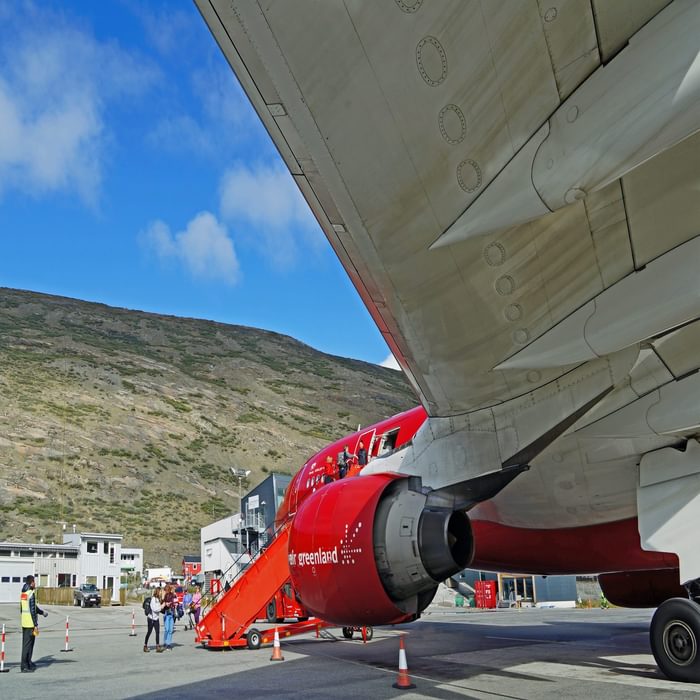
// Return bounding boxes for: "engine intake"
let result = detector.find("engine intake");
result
[374,477,473,608]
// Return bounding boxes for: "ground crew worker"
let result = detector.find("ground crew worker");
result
[20,574,48,672]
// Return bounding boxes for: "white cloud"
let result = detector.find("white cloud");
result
[380,353,401,371]
[147,114,214,157]
[0,4,157,204]
[219,162,322,268]
[146,62,262,160]
[143,212,240,285]
[127,3,194,58]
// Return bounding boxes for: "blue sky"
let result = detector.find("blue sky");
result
[0,0,398,368]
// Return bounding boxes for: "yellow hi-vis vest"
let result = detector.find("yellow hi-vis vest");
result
[20,588,35,628]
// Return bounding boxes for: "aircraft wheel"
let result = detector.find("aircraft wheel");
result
[246,628,262,650]
[650,598,700,682]
[364,626,373,641]
[342,627,353,639]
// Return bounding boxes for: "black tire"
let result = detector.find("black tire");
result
[342,627,354,639]
[650,597,700,682]
[363,626,374,641]
[266,601,276,623]
[247,628,262,650]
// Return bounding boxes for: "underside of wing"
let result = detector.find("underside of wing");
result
[196,0,699,423]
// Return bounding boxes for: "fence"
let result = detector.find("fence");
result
[37,588,125,606]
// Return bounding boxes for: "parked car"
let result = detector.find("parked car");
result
[74,583,102,608]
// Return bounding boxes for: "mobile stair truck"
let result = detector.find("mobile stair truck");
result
[195,521,327,649]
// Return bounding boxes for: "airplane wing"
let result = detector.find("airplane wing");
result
[194,0,698,419]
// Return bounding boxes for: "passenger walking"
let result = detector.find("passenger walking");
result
[192,585,202,625]
[19,574,48,672]
[162,584,177,649]
[183,589,193,630]
[144,589,163,652]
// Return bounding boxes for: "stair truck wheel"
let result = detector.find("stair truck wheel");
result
[342,627,353,639]
[247,627,262,650]
[267,601,277,623]
[650,598,700,682]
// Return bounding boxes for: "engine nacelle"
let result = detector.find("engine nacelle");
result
[288,473,473,625]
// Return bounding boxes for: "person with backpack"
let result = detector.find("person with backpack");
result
[144,588,163,653]
[337,445,356,479]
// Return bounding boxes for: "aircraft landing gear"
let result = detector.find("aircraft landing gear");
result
[650,598,700,682]
[341,626,373,641]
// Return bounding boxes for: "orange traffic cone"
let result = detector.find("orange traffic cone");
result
[270,628,284,661]
[392,636,416,690]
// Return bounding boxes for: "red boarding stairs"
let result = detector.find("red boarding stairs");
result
[195,521,327,649]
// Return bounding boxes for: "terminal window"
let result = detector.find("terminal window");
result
[87,542,98,553]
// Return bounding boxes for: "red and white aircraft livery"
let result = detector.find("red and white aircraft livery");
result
[196,0,700,682]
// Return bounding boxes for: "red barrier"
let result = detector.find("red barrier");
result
[60,616,73,653]
[0,624,8,673]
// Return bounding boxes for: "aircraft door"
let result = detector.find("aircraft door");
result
[355,429,376,468]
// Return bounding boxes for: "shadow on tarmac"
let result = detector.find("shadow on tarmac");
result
[127,613,670,699]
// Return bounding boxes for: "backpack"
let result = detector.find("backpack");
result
[142,596,152,616]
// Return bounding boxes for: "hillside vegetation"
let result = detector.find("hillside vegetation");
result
[0,288,415,567]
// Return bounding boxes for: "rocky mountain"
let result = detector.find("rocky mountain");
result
[0,287,415,568]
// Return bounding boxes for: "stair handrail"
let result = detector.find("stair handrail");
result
[199,515,292,620]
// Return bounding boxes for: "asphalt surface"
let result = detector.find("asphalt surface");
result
[0,603,699,699]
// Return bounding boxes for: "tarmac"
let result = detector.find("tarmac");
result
[1,602,699,699]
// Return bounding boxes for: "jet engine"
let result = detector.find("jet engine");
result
[287,473,473,625]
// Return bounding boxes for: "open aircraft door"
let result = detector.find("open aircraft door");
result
[355,428,376,461]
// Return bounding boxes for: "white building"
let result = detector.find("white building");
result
[0,542,79,603]
[63,532,122,603]
[120,547,144,576]
[201,512,252,590]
